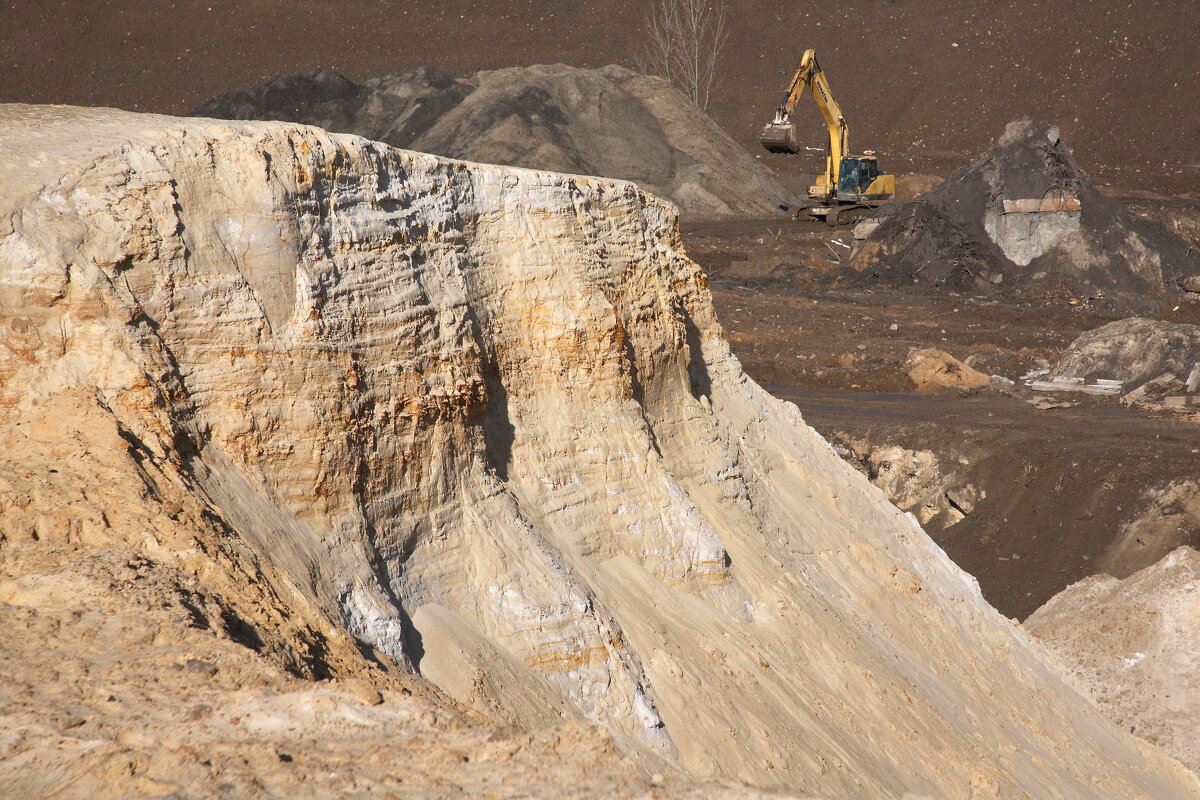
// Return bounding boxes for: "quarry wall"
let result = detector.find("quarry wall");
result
[0,104,1196,798]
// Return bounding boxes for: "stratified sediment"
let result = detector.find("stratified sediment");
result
[0,104,1196,799]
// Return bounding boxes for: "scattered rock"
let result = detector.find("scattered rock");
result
[1187,364,1200,393]
[829,436,981,527]
[851,217,882,240]
[184,659,219,677]
[1028,377,1123,396]
[1028,398,1077,410]
[342,678,384,706]
[1051,317,1200,391]
[1119,372,1185,408]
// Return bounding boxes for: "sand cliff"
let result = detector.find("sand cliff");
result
[0,104,1195,798]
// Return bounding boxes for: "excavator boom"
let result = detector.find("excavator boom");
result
[760,49,847,159]
[760,48,893,214]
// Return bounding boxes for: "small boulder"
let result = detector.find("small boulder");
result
[905,348,992,394]
[342,678,384,706]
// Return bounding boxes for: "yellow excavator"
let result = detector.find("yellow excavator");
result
[761,49,894,225]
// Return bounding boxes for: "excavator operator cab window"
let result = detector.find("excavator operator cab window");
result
[838,157,862,194]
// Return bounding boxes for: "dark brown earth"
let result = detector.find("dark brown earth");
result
[781,387,1200,620]
[3,0,1199,199]
[686,212,1200,619]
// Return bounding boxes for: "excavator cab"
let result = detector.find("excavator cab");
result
[836,156,865,195]
[836,155,892,202]
[837,156,875,196]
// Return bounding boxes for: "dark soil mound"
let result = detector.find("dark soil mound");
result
[195,64,796,219]
[845,119,1199,308]
[1051,317,1200,387]
[197,67,473,148]
[7,0,1199,200]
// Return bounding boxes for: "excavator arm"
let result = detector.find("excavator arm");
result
[760,49,850,199]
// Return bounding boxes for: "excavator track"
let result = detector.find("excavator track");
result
[824,204,875,226]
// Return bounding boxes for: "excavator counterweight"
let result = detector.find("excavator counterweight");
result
[761,49,893,223]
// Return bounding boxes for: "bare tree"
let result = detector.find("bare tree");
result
[634,0,729,112]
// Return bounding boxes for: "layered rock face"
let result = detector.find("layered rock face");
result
[1,104,1197,798]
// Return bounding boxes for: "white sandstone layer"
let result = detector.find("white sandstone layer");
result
[0,104,1196,799]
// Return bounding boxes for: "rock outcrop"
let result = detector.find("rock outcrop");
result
[194,64,798,220]
[1,104,1197,798]
[1026,547,1200,774]
[1051,317,1200,388]
[848,119,1196,306]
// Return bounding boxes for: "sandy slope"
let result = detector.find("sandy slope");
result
[0,104,1197,798]
[1027,547,1200,776]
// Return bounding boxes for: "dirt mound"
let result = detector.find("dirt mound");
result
[846,119,1197,307]
[1026,546,1200,774]
[195,64,796,219]
[1051,317,1200,388]
[6,0,1200,199]
[892,173,944,203]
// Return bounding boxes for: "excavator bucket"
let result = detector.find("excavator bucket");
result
[759,122,799,154]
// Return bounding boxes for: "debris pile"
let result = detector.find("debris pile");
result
[195,65,797,219]
[1026,375,1124,397]
[1049,317,1200,409]
[847,119,1197,307]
